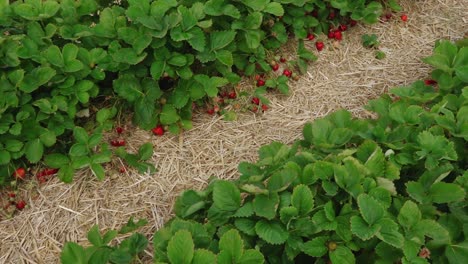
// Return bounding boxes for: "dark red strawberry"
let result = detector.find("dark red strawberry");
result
[328,30,335,39]
[401,14,408,22]
[316,41,324,51]
[207,108,215,115]
[307,33,315,41]
[8,192,15,198]
[115,127,124,134]
[283,69,292,77]
[272,64,280,71]
[280,57,287,63]
[257,79,266,87]
[338,24,348,31]
[152,125,164,136]
[228,91,237,99]
[385,13,393,20]
[350,20,357,27]
[110,139,120,147]
[261,104,268,111]
[13,168,26,180]
[334,31,342,40]
[424,79,437,85]
[329,11,335,20]
[16,200,26,210]
[311,10,318,17]
[251,97,260,105]
[119,167,126,173]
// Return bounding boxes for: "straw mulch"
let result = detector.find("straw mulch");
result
[1,0,467,263]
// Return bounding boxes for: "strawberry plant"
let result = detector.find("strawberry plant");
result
[150,39,467,263]
[0,0,395,185]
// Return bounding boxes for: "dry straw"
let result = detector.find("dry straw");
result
[1,0,467,263]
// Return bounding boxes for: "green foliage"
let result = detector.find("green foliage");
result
[152,39,468,263]
[0,0,386,185]
[60,217,148,264]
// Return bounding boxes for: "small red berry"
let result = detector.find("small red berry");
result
[401,14,408,22]
[311,10,318,17]
[115,127,124,134]
[254,74,261,81]
[251,97,260,105]
[119,167,126,173]
[257,79,266,87]
[283,69,292,77]
[13,168,26,180]
[117,140,126,146]
[350,20,357,27]
[207,108,215,115]
[424,79,437,85]
[228,91,237,99]
[329,11,335,20]
[316,41,324,51]
[385,13,393,20]
[251,106,258,112]
[261,104,268,111]
[328,30,335,39]
[338,24,348,31]
[280,57,287,63]
[272,64,280,71]
[307,33,315,41]
[152,125,164,136]
[8,193,15,198]
[110,139,120,147]
[16,200,26,210]
[334,31,343,41]
[220,91,228,98]
[419,248,431,259]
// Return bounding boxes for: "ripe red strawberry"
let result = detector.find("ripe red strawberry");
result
[257,79,266,87]
[424,79,437,85]
[13,168,26,180]
[280,57,287,63]
[338,24,348,31]
[328,30,335,39]
[401,14,408,22]
[283,69,292,77]
[261,104,268,111]
[110,139,120,147]
[228,91,237,99]
[272,64,280,71]
[16,200,26,210]
[334,31,342,41]
[316,41,324,51]
[152,125,164,136]
[8,192,15,198]
[117,140,125,146]
[115,127,124,134]
[385,13,393,20]
[350,20,357,27]
[251,97,260,105]
[207,108,215,115]
[307,33,315,41]
[119,166,126,173]
[329,11,335,20]
[254,74,262,81]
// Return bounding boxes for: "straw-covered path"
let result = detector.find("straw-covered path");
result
[1,0,467,263]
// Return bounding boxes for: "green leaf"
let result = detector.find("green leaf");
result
[119,217,148,234]
[192,249,217,264]
[60,242,86,264]
[301,236,328,257]
[397,201,421,228]
[238,249,265,264]
[255,220,289,245]
[253,193,279,220]
[263,2,284,16]
[210,30,237,50]
[73,127,89,143]
[357,194,385,225]
[138,143,153,161]
[0,150,11,165]
[291,185,314,216]
[244,30,262,49]
[350,216,380,240]
[268,168,297,192]
[91,163,105,181]
[58,165,74,183]
[445,241,468,264]
[150,60,166,79]
[87,225,103,247]
[429,182,466,203]
[160,105,180,125]
[168,54,188,67]
[44,45,64,67]
[376,218,404,248]
[213,180,241,212]
[219,229,244,263]
[25,139,44,163]
[241,0,269,11]
[167,230,194,264]
[216,50,233,67]
[234,218,257,236]
[329,246,356,264]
